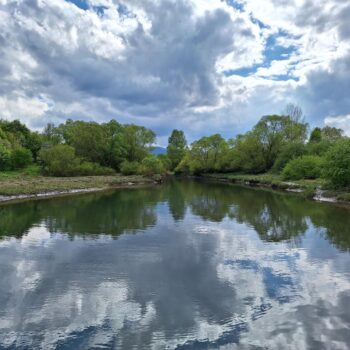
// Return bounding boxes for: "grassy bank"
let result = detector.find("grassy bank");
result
[0,165,155,198]
[201,173,350,203]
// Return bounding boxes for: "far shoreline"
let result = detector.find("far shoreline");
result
[0,174,159,205]
[1,173,350,209]
[196,173,350,208]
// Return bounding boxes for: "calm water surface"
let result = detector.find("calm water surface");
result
[0,180,350,350]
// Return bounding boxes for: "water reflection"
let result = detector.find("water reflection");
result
[0,180,350,349]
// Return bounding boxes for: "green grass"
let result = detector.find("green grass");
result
[0,165,41,179]
[203,173,325,196]
[202,173,350,203]
[0,166,153,196]
[205,173,323,187]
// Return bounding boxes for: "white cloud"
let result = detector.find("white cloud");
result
[0,94,50,123]
[0,0,349,140]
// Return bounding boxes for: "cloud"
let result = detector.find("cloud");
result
[0,0,349,143]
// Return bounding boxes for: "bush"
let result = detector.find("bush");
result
[303,185,316,199]
[11,148,33,169]
[120,160,141,175]
[282,155,324,180]
[141,156,165,176]
[157,154,172,171]
[273,142,307,172]
[324,139,350,188]
[39,144,79,176]
[0,145,12,171]
[39,144,115,176]
[307,140,332,156]
[74,161,115,176]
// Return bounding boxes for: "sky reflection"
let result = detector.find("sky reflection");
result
[0,181,349,349]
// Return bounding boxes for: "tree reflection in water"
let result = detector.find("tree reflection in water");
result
[0,179,350,250]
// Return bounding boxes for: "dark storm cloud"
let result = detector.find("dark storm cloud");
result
[0,0,248,131]
[298,54,350,120]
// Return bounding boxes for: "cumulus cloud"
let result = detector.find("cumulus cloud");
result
[0,0,349,142]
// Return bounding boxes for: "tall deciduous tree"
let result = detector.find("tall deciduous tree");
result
[167,129,187,169]
[252,115,308,170]
[121,124,156,162]
[176,134,227,173]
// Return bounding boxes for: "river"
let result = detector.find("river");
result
[0,179,349,349]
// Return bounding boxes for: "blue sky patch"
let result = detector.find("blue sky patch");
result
[226,0,245,12]
[224,31,298,81]
[65,0,89,11]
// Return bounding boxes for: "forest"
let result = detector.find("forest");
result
[0,104,349,189]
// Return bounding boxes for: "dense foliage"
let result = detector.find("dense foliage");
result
[1,104,350,187]
[0,118,161,177]
[167,130,187,170]
[174,106,350,188]
[282,155,324,180]
[324,139,350,188]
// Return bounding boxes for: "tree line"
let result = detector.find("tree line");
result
[0,119,162,176]
[168,105,350,189]
[0,104,349,188]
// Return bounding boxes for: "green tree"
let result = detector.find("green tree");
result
[0,119,30,145]
[39,144,80,176]
[309,126,343,144]
[176,134,227,174]
[308,126,344,156]
[141,156,165,176]
[252,115,308,170]
[282,155,324,180]
[25,132,43,161]
[101,120,125,169]
[321,126,344,142]
[167,129,187,169]
[324,139,350,187]
[120,160,141,175]
[273,142,307,172]
[58,120,108,165]
[309,127,322,143]
[121,125,156,162]
[0,142,12,171]
[11,148,33,169]
[43,123,62,145]
[226,133,265,173]
[157,154,172,171]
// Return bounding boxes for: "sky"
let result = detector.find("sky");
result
[0,0,350,145]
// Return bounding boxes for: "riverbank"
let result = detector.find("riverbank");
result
[0,171,156,203]
[200,173,350,204]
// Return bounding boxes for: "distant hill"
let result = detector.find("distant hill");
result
[151,146,167,155]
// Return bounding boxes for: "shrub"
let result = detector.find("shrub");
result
[307,140,332,156]
[0,145,12,171]
[303,185,316,199]
[273,142,307,172]
[39,144,80,176]
[141,156,165,176]
[74,161,115,176]
[39,144,115,176]
[120,160,141,175]
[282,155,324,180]
[11,147,33,169]
[157,154,172,171]
[324,139,350,188]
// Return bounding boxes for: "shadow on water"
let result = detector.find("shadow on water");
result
[1,179,349,251]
